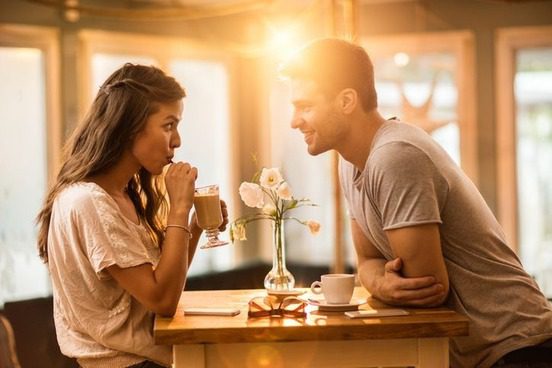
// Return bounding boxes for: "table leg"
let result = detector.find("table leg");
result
[418,338,449,367]
[174,344,205,368]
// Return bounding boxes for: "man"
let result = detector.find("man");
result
[280,38,552,368]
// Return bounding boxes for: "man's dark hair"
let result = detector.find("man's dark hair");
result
[280,38,378,112]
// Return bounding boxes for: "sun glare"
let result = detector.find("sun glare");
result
[266,25,302,62]
[394,52,410,67]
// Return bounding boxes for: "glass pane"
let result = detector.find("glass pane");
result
[270,77,336,271]
[0,47,50,306]
[91,53,156,98]
[515,47,552,297]
[170,60,233,275]
[374,52,460,164]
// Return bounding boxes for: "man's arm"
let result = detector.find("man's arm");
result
[352,219,446,307]
[385,223,449,306]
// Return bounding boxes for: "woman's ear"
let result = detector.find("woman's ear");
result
[337,88,358,114]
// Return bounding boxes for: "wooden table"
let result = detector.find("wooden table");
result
[154,288,469,368]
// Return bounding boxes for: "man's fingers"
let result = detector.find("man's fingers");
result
[395,283,444,302]
[385,257,402,273]
[404,292,446,307]
[399,276,438,290]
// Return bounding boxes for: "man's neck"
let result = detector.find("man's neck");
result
[337,109,386,171]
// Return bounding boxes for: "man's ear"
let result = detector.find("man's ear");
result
[337,88,358,114]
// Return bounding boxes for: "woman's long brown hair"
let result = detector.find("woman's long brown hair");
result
[36,63,186,262]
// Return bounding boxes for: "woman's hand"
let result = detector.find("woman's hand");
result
[165,162,197,220]
[219,199,229,231]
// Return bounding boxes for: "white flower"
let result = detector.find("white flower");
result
[232,223,247,241]
[230,166,319,245]
[307,220,321,235]
[239,182,264,208]
[259,167,283,189]
[277,182,292,200]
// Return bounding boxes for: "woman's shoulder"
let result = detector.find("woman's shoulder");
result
[56,182,113,211]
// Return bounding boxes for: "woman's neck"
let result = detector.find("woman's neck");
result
[87,153,140,197]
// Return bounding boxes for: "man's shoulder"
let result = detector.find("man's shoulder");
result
[373,120,430,148]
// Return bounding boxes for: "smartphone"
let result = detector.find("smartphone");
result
[345,309,409,318]
[183,307,240,316]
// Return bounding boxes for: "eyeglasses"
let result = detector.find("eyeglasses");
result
[248,296,307,318]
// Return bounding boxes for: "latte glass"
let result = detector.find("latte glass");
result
[193,184,228,249]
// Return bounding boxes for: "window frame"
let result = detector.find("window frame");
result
[495,25,552,252]
[0,24,62,185]
[0,23,61,304]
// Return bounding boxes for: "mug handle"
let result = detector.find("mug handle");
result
[310,281,323,295]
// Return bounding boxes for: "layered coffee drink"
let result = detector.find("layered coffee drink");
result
[194,191,223,230]
[193,184,228,249]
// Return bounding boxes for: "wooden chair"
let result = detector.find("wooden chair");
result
[3,297,78,368]
[0,314,22,368]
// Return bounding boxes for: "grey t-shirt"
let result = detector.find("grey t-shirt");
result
[339,120,552,368]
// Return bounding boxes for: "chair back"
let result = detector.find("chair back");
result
[0,314,22,368]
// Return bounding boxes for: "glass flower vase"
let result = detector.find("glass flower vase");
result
[264,220,295,291]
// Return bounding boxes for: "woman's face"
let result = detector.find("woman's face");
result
[130,99,183,175]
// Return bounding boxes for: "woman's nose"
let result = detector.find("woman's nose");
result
[172,130,181,148]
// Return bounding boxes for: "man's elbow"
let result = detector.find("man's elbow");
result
[426,285,450,307]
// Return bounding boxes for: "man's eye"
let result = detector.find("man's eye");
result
[165,122,174,130]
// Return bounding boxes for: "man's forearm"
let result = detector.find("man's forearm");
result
[357,256,447,307]
[357,258,387,299]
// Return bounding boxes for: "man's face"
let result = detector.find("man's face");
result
[290,79,346,156]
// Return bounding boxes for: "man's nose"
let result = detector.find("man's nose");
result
[290,114,303,129]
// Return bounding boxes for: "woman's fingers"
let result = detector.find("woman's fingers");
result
[219,199,229,231]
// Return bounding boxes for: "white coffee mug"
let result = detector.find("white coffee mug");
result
[310,274,355,304]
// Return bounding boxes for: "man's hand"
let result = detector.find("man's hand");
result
[374,257,446,307]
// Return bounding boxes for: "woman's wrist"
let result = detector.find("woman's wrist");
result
[167,209,191,226]
[165,224,193,239]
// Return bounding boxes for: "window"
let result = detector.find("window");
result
[78,30,236,276]
[496,26,552,296]
[361,31,478,184]
[0,24,60,306]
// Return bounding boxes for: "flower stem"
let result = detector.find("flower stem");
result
[274,219,284,278]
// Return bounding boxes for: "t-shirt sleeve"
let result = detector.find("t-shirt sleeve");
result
[367,141,448,230]
[70,189,155,279]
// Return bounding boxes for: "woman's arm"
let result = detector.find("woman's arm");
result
[107,162,197,316]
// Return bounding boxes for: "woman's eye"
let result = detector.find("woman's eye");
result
[165,122,174,130]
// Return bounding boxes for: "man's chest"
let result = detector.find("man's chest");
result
[348,184,394,260]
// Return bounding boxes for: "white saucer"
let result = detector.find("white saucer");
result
[266,289,305,297]
[307,297,366,311]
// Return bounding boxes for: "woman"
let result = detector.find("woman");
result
[36,63,227,368]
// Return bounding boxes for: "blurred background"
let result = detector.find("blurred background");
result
[1,0,551,308]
